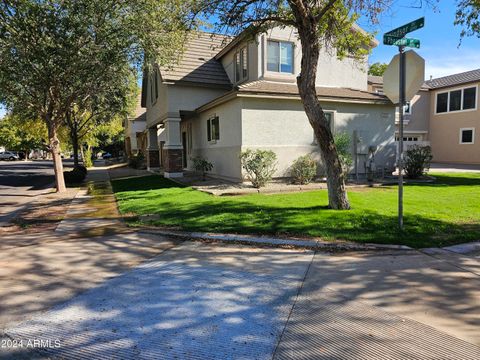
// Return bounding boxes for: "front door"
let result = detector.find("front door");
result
[182,131,187,168]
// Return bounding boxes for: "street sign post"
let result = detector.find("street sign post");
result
[383,17,425,230]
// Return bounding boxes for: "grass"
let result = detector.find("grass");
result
[111,173,480,248]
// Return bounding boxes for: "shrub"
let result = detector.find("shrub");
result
[64,165,87,184]
[334,132,353,175]
[240,149,277,188]
[404,145,433,179]
[290,154,317,184]
[192,157,213,181]
[129,151,145,169]
[83,148,93,168]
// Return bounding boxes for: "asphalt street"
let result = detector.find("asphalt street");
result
[0,160,62,225]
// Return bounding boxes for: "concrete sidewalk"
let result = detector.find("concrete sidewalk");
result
[2,242,479,359]
[1,164,479,359]
[55,164,127,237]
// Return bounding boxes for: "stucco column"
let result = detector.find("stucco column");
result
[163,117,183,178]
[146,127,160,171]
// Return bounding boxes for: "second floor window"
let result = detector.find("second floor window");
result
[235,47,248,83]
[267,41,293,73]
[436,86,477,114]
[150,69,159,105]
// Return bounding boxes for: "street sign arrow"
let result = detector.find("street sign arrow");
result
[385,17,424,39]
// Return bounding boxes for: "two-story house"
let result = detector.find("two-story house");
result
[141,27,397,181]
[369,69,480,165]
[124,94,147,157]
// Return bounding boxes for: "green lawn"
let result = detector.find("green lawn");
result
[112,173,480,248]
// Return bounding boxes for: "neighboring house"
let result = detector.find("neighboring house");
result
[369,68,480,164]
[142,27,396,181]
[125,95,147,157]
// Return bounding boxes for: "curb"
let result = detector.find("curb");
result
[136,228,413,251]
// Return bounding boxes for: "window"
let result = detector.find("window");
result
[154,70,159,100]
[207,116,220,142]
[436,86,477,114]
[463,87,476,110]
[404,101,411,114]
[449,90,461,112]
[267,41,293,73]
[436,92,448,113]
[460,128,474,144]
[312,112,334,144]
[395,136,419,141]
[150,69,159,105]
[235,47,248,83]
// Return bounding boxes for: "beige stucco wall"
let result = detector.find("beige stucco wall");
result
[184,98,243,180]
[145,78,169,128]
[241,97,396,178]
[429,83,480,164]
[146,74,228,128]
[125,119,146,151]
[220,26,369,90]
[394,89,430,141]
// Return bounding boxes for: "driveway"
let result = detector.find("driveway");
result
[1,239,479,359]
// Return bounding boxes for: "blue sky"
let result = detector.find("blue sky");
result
[362,0,479,79]
[0,0,477,119]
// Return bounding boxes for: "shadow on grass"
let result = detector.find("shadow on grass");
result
[131,201,480,248]
[112,175,480,248]
[426,173,480,186]
[111,175,186,193]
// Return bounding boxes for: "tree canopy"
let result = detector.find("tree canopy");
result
[0,0,195,191]
[368,62,388,76]
[455,0,480,38]
[0,115,47,155]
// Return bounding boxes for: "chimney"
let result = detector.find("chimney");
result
[429,75,433,80]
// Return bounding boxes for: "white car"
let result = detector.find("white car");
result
[0,151,19,161]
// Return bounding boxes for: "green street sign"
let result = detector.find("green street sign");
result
[384,36,420,48]
[394,38,420,48]
[385,17,425,39]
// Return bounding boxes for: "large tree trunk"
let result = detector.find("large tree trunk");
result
[294,15,350,210]
[47,117,66,193]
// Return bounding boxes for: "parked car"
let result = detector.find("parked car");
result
[0,151,20,161]
[70,153,82,160]
[102,152,112,159]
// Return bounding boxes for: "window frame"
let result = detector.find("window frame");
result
[434,85,478,115]
[150,69,159,106]
[459,127,475,144]
[312,111,335,145]
[234,46,248,84]
[266,40,294,74]
[207,115,220,143]
[404,101,412,115]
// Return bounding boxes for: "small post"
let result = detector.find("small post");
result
[398,45,406,230]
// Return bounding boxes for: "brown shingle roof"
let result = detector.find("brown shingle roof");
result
[367,75,383,84]
[237,80,391,103]
[425,68,480,89]
[160,32,232,87]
